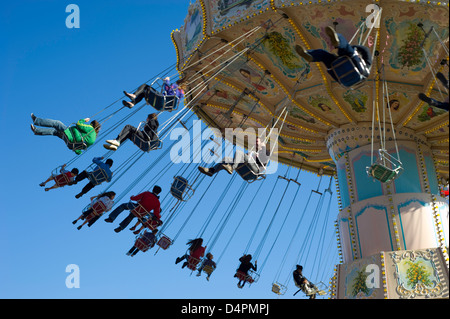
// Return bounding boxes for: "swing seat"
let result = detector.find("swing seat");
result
[156,235,172,250]
[235,271,254,284]
[135,237,152,252]
[86,164,110,186]
[235,162,266,183]
[329,52,369,88]
[145,80,180,112]
[271,282,287,295]
[82,201,107,222]
[62,134,88,152]
[130,134,162,152]
[187,256,201,271]
[170,176,194,202]
[131,203,151,219]
[141,216,163,231]
[53,173,72,188]
[367,163,401,183]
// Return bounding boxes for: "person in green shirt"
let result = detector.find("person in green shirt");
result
[30,113,100,155]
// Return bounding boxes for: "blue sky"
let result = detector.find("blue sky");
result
[0,1,338,299]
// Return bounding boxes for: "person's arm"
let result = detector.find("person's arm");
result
[92,157,103,165]
[130,193,143,202]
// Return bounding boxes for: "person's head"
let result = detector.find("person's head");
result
[187,238,203,251]
[99,191,116,200]
[71,168,79,175]
[106,191,116,200]
[164,77,170,82]
[296,265,303,272]
[148,113,158,121]
[242,254,252,263]
[91,120,101,134]
[206,252,213,260]
[152,185,162,195]
[105,159,113,167]
[255,137,265,150]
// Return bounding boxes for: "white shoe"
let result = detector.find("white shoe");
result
[104,144,118,151]
[106,139,120,146]
[222,164,233,175]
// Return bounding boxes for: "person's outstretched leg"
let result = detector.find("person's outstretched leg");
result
[32,117,68,136]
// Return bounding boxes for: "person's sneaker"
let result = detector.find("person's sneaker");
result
[31,113,36,122]
[196,272,201,277]
[418,93,432,104]
[114,227,122,233]
[75,193,82,199]
[175,257,183,264]
[295,45,313,62]
[72,220,77,224]
[198,166,213,176]
[325,26,340,47]
[222,164,233,175]
[104,218,113,223]
[106,139,120,146]
[103,144,118,151]
[77,225,82,230]
[30,124,37,134]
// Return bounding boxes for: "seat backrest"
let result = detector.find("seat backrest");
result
[91,201,107,215]
[170,176,189,201]
[54,173,71,187]
[130,122,162,152]
[156,235,172,250]
[330,55,367,88]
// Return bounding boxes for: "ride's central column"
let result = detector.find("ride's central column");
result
[326,123,449,264]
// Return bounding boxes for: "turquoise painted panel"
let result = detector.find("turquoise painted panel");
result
[394,149,422,193]
[353,153,383,201]
[424,155,439,195]
[337,160,350,208]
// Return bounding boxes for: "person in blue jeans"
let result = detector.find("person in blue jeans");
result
[30,114,100,154]
[295,26,372,84]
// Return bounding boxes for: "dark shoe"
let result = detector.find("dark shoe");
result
[181,262,188,269]
[295,45,313,62]
[114,227,122,233]
[123,91,136,100]
[122,100,134,109]
[77,225,82,230]
[31,113,36,123]
[418,93,432,104]
[325,26,340,47]
[75,193,82,199]
[104,218,113,223]
[30,124,37,134]
[72,220,77,224]
[198,166,213,177]
[175,257,183,264]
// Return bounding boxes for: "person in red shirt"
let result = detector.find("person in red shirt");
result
[175,238,206,269]
[39,164,79,192]
[104,185,162,233]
